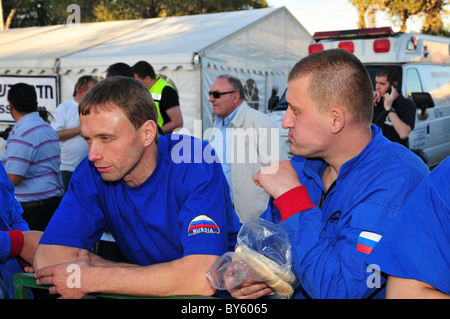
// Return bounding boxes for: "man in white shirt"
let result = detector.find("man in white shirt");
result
[206,75,288,222]
[51,75,98,191]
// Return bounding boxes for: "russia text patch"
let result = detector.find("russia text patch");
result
[188,215,220,236]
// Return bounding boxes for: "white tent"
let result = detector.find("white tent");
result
[0,7,311,138]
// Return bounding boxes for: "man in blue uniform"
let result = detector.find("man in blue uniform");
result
[0,162,42,298]
[229,49,429,299]
[33,77,241,299]
[367,157,450,298]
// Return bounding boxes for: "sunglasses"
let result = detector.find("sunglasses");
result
[208,90,236,99]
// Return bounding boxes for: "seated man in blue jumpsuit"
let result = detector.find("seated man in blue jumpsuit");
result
[229,49,429,299]
[33,77,241,299]
[367,156,450,298]
[0,162,42,298]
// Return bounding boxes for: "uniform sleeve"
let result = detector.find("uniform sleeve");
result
[279,202,395,299]
[367,160,450,295]
[0,169,29,262]
[39,159,105,249]
[178,139,238,257]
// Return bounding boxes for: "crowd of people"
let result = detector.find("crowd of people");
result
[0,51,448,299]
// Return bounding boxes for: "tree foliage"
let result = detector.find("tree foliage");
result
[349,0,449,36]
[1,0,268,28]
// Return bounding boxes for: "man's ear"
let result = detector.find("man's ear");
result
[329,106,345,134]
[142,120,158,146]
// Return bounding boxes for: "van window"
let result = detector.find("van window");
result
[415,65,450,107]
[406,68,423,97]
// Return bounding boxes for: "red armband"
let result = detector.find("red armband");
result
[273,185,316,222]
[5,230,24,258]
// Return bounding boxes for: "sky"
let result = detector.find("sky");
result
[266,0,442,35]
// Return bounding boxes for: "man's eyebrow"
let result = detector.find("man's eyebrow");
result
[80,132,116,139]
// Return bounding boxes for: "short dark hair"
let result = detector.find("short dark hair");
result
[8,83,38,113]
[79,76,158,132]
[132,61,156,80]
[288,48,374,126]
[376,66,399,85]
[106,62,134,78]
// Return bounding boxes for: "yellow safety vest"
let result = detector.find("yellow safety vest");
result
[150,78,174,128]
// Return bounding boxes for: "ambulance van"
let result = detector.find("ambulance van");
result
[270,27,450,168]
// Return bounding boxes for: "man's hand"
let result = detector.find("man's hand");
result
[252,160,301,199]
[228,281,273,299]
[383,85,399,111]
[35,249,93,299]
[373,91,381,106]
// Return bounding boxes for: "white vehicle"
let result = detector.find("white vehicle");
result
[270,27,450,168]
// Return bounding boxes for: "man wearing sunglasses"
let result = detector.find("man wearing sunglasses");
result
[206,75,287,222]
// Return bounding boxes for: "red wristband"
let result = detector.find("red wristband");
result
[5,230,24,258]
[274,185,316,222]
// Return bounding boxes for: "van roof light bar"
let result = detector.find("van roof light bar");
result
[313,27,395,40]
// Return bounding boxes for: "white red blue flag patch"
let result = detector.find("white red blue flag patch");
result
[357,231,382,254]
[188,215,220,236]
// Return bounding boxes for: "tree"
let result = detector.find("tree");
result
[348,0,449,36]
[348,0,378,28]
[1,0,268,28]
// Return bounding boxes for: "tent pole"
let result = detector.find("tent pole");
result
[54,58,61,105]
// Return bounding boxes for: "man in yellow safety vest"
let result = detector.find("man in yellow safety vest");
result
[132,61,183,134]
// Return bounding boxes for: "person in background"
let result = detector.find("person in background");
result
[132,61,183,134]
[51,75,98,191]
[367,156,449,299]
[372,66,416,148]
[206,74,288,222]
[0,83,64,231]
[229,49,428,299]
[106,62,135,78]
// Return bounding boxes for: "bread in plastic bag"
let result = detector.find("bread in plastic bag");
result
[206,218,297,299]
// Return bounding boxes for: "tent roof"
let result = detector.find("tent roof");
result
[0,7,311,74]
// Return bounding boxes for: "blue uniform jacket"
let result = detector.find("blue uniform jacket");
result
[367,156,450,295]
[0,163,29,299]
[262,125,429,299]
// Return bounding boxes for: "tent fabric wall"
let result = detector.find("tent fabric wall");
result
[0,7,312,139]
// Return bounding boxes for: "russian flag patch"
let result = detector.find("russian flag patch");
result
[357,231,382,254]
[188,215,220,236]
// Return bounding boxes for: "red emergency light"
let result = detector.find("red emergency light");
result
[308,43,323,54]
[308,27,394,55]
[338,41,354,53]
[373,39,390,53]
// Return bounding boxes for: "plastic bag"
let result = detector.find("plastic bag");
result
[206,218,297,299]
